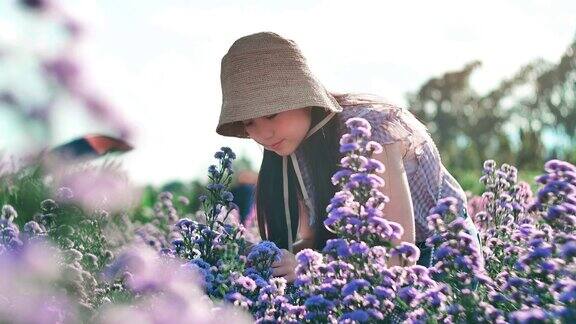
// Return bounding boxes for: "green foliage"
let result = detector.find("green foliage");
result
[453,168,542,196]
[0,162,52,227]
[406,35,576,170]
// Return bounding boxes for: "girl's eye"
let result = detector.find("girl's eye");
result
[243,114,276,127]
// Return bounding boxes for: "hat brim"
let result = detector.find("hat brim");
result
[216,86,342,138]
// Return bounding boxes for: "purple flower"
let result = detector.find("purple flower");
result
[545,159,576,173]
[340,142,360,153]
[540,260,559,272]
[374,286,395,299]
[339,134,354,145]
[171,238,184,250]
[296,249,323,266]
[318,283,339,295]
[398,286,418,304]
[423,286,448,307]
[529,246,553,259]
[365,141,383,154]
[430,197,459,216]
[235,276,257,292]
[363,206,384,219]
[390,242,421,263]
[340,156,355,168]
[341,279,370,296]
[506,276,527,288]
[220,191,234,202]
[55,187,74,200]
[208,164,219,177]
[347,173,384,189]
[340,310,370,322]
[331,170,353,185]
[345,117,371,130]
[224,292,252,309]
[545,205,566,221]
[349,241,370,256]
[247,240,282,272]
[323,239,351,258]
[327,190,354,208]
[560,241,576,259]
[247,273,268,288]
[206,183,225,191]
[483,160,496,170]
[435,246,455,259]
[23,221,44,236]
[509,308,548,323]
[325,206,357,227]
[448,218,466,232]
[387,221,404,240]
[559,283,576,304]
[175,218,194,230]
[364,158,385,173]
[304,295,335,309]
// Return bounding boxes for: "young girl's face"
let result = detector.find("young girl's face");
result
[242,107,311,156]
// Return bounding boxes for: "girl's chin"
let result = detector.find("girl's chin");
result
[272,149,290,156]
[271,145,295,156]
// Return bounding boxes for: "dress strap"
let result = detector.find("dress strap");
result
[282,157,294,252]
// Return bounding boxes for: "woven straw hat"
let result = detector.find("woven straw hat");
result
[216,31,342,138]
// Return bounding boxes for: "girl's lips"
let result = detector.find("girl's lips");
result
[268,139,284,150]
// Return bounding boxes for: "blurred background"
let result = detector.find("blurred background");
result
[1,0,575,197]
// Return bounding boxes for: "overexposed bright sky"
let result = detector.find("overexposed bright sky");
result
[1,0,575,185]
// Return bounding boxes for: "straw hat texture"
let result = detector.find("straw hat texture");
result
[217,31,342,138]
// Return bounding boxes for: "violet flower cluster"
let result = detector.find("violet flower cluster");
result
[326,117,399,247]
[1,205,24,253]
[163,147,250,298]
[477,160,536,277]
[472,159,575,322]
[1,193,122,315]
[529,159,576,234]
[2,128,576,323]
[288,117,442,323]
[420,196,494,322]
[100,244,253,324]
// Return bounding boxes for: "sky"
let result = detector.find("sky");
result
[1,0,575,186]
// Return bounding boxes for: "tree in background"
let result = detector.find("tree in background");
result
[407,35,576,171]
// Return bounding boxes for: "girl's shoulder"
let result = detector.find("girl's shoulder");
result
[334,93,431,146]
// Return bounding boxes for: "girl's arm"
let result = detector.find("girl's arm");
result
[293,197,315,254]
[372,141,416,267]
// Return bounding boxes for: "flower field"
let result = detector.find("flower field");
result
[1,117,574,324]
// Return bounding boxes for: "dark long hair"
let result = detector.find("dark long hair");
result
[255,92,407,250]
[256,105,343,251]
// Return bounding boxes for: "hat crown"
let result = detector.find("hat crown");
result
[226,32,296,55]
[217,31,342,138]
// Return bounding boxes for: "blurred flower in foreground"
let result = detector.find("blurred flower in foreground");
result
[0,242,78,324]
[63,168,136,212]
[101,245,253,324]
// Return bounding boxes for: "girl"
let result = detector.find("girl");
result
[215,32,483,283]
